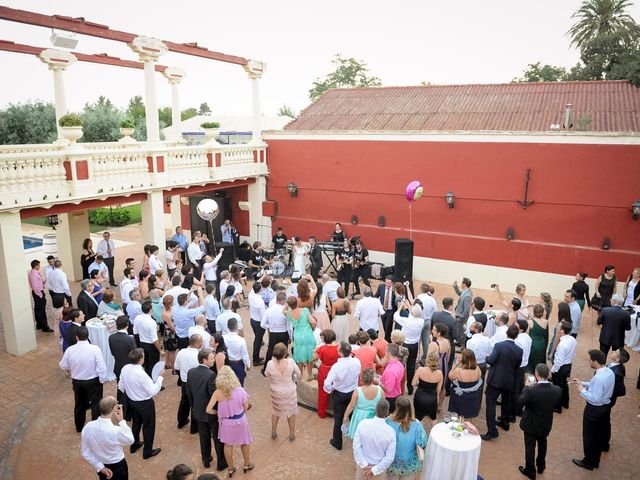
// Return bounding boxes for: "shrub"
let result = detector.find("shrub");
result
[120,118,135,129]
[88,207,131,226]
[200,121,220,129]
[58,113,83,127]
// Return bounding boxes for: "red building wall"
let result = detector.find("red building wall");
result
[265,138,640,277]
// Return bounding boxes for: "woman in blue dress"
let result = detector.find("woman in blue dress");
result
[283,296,317,381]
[386,396,427,479]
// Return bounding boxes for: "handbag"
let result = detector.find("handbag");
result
[416,444,425,462]
[590,294,602,312]
[292,369,300,384]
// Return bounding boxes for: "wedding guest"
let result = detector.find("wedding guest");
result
[369,329,389,375]
[28,259,52,332]
[550,322,576,413]
[284,296,317,381]
[314,329,341,418]
[466,322,491,380]
[353,331,380,379]
[135,301,162,377]
[385,396,427,480]
[352,398,396,479]
[427,323,451,409]
[379,343,405,413]
[248,282,266,366]
[166,464,194,480]
[623,267,640,306]
[571,273,591,311]
[593,265,617,309]
[343,368,384,439]
[77,279,100,321]
[412,351,443,425]
[47,259,72,308]
[526,305,548,373]
[448,348,483,419]
[206,366,254,477]
[597,294,631,356]
[80,238,97,280]
[97,291,124,317]
[260,293,291,375]
[354,286,384,334]
[393,302,423,395]
[547,302,572,359]
[108,315,136,419]
[223,318,250,386]
[175,334,203,432]
[265,342,301,440]
[602,348,628,454]
[162,295,178,371]
[511,319,532,420]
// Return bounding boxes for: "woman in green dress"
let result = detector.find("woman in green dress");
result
[526,304,549,372]
[343,368,383,438]
[284,296,317,381]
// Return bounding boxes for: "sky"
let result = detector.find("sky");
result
[1,1,640,117]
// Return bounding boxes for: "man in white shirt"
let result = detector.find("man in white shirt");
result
[324,342,362,450]
[417,283,438,358]
[118,348,165,459]
[224,318,250,386]
[353,398,397,479]
[204,284,221,333]
[260,292,291,375]
[565,289,582,338]
[174,334,203,433]
[188,314,212,348]
[323,272,341,303]
[248,282,267,366]
[216,298,243,335]
[88,255,110,284]
[119,268,136,315]
[148,245,163,275]
[511,319,533,421]
[81,396,134,480]
[354,287,384,333]
[465,297,488,339]
[134,301,161,377]
[126,290,144,332]
[59,326,107,432]
[393,302,424,395]
[164,241,179,279]
[466,322,492,380]
[551,321,577,413]
[163,276,193,306]
[187,233,204,275]
[203,248,224,288]
[47,259,72,307]
[96,231,117,286]
[491,312,510,348]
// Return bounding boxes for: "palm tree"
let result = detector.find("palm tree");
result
[568,0,636,49]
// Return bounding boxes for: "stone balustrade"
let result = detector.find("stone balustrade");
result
[0,141,268,211]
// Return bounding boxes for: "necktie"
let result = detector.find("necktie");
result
[384,288,390,310]
[107,241,112,256]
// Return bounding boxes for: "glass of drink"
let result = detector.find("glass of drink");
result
[450,412,459,424]
[443,413,451,424]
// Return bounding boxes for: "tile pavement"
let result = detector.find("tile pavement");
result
[0,224,638,479]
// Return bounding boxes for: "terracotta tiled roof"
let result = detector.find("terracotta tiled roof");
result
[285,81,640,132]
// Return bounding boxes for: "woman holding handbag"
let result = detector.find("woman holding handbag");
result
[385,396,427,480]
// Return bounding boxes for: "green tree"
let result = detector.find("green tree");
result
[81,96,123,143]
[158,106,172,126]
[309,54,382,101]
[0,101,57,144]
[181,108,198,121]
[198,102,211,115]
[568,0,636,49]
[277,104,296,118]
[126,95,146,122]
[512,62,568,82]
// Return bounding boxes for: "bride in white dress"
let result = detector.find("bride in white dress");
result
[292,236,308,279]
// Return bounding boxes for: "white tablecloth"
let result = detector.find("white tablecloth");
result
[421,422,481,480]
[87,320,117,381]
[624,306,640,352]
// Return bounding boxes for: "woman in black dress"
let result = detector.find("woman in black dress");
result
[80,238,96,280]
[412,351,443,426]
[594,265,617,309]
[211,333,230,374]
[447,348,483,419]
[571,272,591,311]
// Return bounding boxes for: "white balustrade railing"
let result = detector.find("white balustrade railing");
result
[0,141,267,211]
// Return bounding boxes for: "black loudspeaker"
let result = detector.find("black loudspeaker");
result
[216,242,236,271]
[394,238,414,282]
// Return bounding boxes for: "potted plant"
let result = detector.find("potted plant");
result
[58,113,83,144]
[119,118,136,143]
[200,121,220,143]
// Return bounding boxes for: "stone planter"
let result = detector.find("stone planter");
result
[119,127,136,143]
[60,126,83,144]
[203,128,220,144]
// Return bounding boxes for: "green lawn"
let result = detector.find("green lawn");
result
[23,204,142,233]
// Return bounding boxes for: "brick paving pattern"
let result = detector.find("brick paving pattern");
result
[1,224,638,479]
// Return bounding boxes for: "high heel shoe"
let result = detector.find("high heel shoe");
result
[288,434,295,442]
[242,463,255,473]
[271,431,277,439]
[227,466,237,478]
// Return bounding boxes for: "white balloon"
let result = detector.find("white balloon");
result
[196,199,219,221]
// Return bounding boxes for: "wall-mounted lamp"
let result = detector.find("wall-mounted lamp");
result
[287,182,298,198]
[351,215,358,225]
[602,237,611,250]
[445,191,455,209]
[378,216,386,227]
[46,214,59,230]
[164,196,172,207]
[632,200,640,220]
[506,227,515,241]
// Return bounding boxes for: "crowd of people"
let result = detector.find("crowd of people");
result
[25,222,638,479]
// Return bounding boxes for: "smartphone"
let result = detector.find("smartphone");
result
[527,375,536,384]
[490,284,497,288]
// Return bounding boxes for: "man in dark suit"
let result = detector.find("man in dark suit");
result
[603,347,628,452]
[482,324,523,440]
[109,315,136,419]
[186,349,227,471]
[308,236,323,280]
[518,363,562,479]
[65,309,85,349]
[76,279,99,320]
[597,294,631,355]
[375,276,396,342]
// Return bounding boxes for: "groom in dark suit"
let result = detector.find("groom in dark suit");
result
[518,363,562,479]
[375,276,396,342]
[109,315,136,419]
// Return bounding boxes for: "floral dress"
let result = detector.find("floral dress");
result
[385,419,427,476]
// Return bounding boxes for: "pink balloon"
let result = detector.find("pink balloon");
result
[405,180,424,202]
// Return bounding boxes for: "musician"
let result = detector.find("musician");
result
[248,242,270,281]
[331,223,346,243]
[271,227,288,253]
[309,236,323,280]
[337,239,355,297]
[352,240,372,298]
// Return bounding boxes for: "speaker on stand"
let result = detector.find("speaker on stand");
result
[394,238,414,295]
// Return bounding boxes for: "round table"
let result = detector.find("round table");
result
[86,319,117,381]
[421,422,481,480]
[624,306,640,352]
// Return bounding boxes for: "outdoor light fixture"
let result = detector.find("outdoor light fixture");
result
[164,196,172,207]
[351,215,358,225]
[378,216,386,227]
[506,227,515,241]
[632,200,640,220]
[50,30,79,49]
[445,191,455,209]
[287,182,298,198]
[602,237,611,250]
[46,214,59,230]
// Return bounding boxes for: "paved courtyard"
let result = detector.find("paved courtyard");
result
[1,224,638,480]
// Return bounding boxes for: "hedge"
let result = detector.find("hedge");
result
[89,207,131,226]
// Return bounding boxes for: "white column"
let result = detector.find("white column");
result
[162,67,187,142]
[248,175,271,245]
[38,49,78,143]
[141,191,167,259]
[0,211,37,355]
[128,37,168,143]
[56,211,90,282]
[243,60,266,145]
[170,195,182,228]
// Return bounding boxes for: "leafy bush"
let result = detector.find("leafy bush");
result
[58,113,83,127]
[200,121,220,129]
[120,118,135,129]
[89,207,131,226]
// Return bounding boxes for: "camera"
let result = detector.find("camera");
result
[490,284,497,289]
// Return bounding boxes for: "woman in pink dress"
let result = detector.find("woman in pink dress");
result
[265,342,301,441]
[206,366,254,477]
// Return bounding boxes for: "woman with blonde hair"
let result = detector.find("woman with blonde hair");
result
[385,396,427,480]
[206,366,254,477]
[343,367,383,438]
[412,351,443,425]
[448,348,483,418]
[265,342,300,440]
